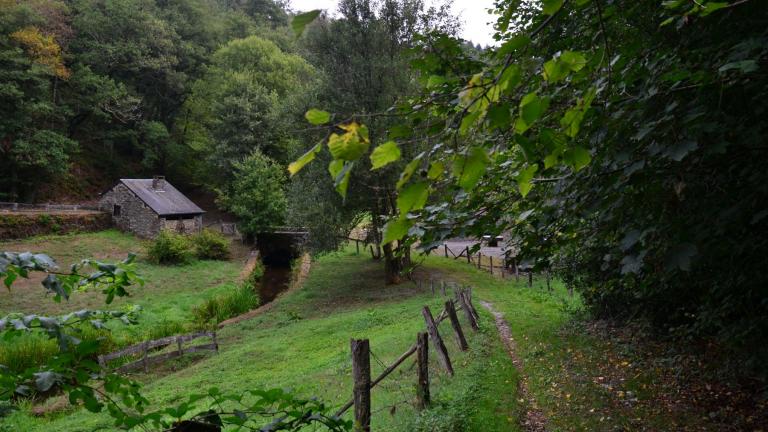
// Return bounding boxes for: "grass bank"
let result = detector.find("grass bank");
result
[0,230,248,371]
[3,247,521,431]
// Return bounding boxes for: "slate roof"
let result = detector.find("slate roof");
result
[119,179,204,216]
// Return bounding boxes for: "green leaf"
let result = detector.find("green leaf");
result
[542,0,564,15]
[382,218,413,245]
[560,51,587,72]
[370,141,401,169]
[563,146,591,171]
[452,147,489,192]
[700,1,728,16]
[291,10,321,36]
[328,160,353,197]
[288,142,322,176]
[304,109,331,125]
[487,103,511,131]
[397,182,429,215]
[426,75,447,88]
[459,110,481,136]
[499,64,522,91]
[497,36,530,57]
[397,156,422,190]
[543,59,569,82]
[517,164,538,197]
[515,93,549,133]
[427,161,445,180]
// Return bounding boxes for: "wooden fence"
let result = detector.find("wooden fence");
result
[0,201,100,212]
[337,284,480,430]
[98,331,218,373]
[437,244,551,288]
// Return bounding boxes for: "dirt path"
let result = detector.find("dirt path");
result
[480,300,547,432]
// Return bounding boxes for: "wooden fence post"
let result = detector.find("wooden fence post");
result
[430,279,434,295]
[440,281,446,296]
[457,291,479,331]
[445,300,468,351]
[351,339,371,432]
[416,332,430,409]
[421,306,454,376]
[355,239,360,255]
[490,256,494,275]
[142,342,149,373]
[477,252,482,269]
[514,258,519,282]
[528,271,533,288]
[444,244,448,258]
[466,247,471,264]
[176,336,183,357]
[546,269,551,291]
[464,289,479,320]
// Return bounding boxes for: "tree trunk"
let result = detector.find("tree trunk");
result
[383,242,402,284]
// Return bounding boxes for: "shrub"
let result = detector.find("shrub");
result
[192,284,260,328]
[147,230,193,264]
[191,229,230,260]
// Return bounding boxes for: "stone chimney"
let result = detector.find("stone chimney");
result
[152,175,165,191]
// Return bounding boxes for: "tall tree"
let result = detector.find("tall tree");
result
[294,0,458,282]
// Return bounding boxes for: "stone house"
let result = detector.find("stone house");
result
[99,177,204,238]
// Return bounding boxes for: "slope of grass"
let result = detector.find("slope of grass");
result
[421,254,710,431]
[2,248,521,432]
[0,230,247,374]
[0,230,246,334]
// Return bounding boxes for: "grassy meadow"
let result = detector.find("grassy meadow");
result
[1,233,709,431]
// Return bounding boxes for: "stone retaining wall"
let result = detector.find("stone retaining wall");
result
[0,212,111,240]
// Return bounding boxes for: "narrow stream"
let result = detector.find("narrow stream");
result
[259,265,291,304]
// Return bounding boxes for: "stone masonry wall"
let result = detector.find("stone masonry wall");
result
[161,215,202,234]
[99,184,162,238]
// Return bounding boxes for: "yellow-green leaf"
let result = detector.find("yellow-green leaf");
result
[288,142,322,176]
[305,109,331,125]
[427,161,445,180]
[370,141,401,170]
[328,123,370,161]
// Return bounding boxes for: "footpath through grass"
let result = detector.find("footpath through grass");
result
[422,254,715,431]
[3,246,522,432]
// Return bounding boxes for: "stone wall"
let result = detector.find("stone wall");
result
[0,212,111,240]
[160,215,202,234]
[99,183,161,238]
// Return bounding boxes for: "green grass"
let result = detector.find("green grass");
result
[0,230,246,333]
[2,247,521,431]
[0,230,248,372]
[1,236,703,431]
[421,254,708,431]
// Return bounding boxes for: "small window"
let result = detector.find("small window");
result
[113,204,122,217]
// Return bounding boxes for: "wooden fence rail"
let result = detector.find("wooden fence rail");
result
[337,285,480,430]
[98,331,218,373]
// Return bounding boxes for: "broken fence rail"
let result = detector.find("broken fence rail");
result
[98,331,218,373]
